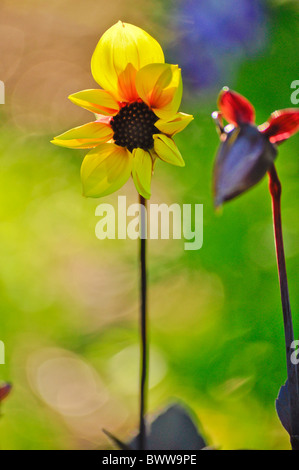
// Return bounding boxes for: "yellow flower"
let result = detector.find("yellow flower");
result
[51,21,193,199]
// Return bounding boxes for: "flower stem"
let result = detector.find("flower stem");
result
[139,195,148,450]
[268,164,299,450]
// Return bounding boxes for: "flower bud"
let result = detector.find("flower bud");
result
[214,124,277,207]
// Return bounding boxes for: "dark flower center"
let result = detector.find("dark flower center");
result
[111,101,159,153]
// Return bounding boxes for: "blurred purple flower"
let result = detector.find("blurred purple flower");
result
[0,383,11,402]
[168,0,268,91]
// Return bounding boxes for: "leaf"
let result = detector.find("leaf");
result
[102,429,132,450]
[128,403,207,450]
[276,380,291,435]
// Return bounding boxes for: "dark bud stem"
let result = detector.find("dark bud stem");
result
[268,164,299,450]
[139,195,148,451]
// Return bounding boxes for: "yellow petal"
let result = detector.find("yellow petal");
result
[51,121,113,149]
[136,63,182,120]
[81,143,132,198]
[69,89,119,115]
[132,148,152,199]
[155,112,194,136]
[117,63,139,102]
[91,21,165,99]
[153,134,185,167]
[149,148,159,170]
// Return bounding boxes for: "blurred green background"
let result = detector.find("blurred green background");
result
[0,0,298,450]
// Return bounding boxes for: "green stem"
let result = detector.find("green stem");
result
[268,164,299,450]
[139,195,148,450]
